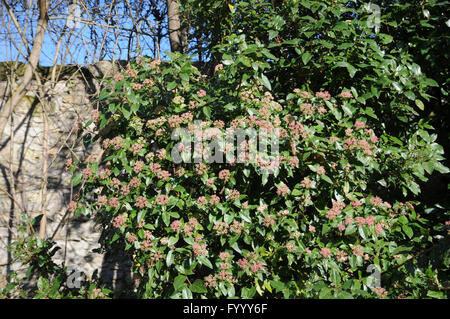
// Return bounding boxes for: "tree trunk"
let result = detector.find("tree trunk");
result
[166,0,183,53]
[0,0,49,142]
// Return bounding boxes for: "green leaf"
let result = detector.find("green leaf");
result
[182,287,193,299]
[320,174,333,184]
[190,279,207,294]
[270,281,285,292]
[345,224,357,236]
[167,81,177,91]
[162,211,170,226]
[137,211,146,224]
[168,236,179,246]
[427,290,445,299]
[379,33,393,44]
[336,61,357,78]
[398,215,408,225]
[230,241,241,254]
[180,73,189,83]
[415,99,424,111]
[72,173,82,187]
[404,91,416,101]
[166,250,174,266]
[407,181,420,195]
[131,103,139,113]
[330,268,341,284]
[261,173,269,186]
[174,274,187,291]
[422,78,438,87]
[402,225,413,238]
[203,106,211,118]
[260,73,271,91]
[358,226,368,240]
[122,108,131,119]
[198,256,213,269]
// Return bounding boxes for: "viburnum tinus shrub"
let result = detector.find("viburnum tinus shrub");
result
[67,52,449,299]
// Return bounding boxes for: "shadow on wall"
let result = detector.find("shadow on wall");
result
[0,60,134,293]
[99,250,135,297]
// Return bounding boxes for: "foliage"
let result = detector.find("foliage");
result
[67,46,449,298]
[5,0,448,299]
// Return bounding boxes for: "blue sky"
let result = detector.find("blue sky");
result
[0,2,172,66]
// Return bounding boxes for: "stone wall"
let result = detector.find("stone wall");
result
[0,61,132,293]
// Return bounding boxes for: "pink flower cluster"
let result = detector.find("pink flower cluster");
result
[129,177,141,188]
[132,83,143,90]
[219,252,231,261]
[193,242,207,257]
[126,233,137,243]
[120,185,130,196]
[214,64,223,73]
[335,249,348,262]
[230,220,244,234]
[320,247,332,258]
[213,222,229,236]
[317,166,326,175]
[228,189,240,200]
[135,196,148,208]
[354,121,365,129]
[170,220,182,232]
[91,109,100,122]
[196,89,207,98]
[276,183,290,197]
[218,169,231,182]
[130,143,143,155]
[301,177,313,189]
[98,168,111,180]
[197,196,207,206]
[262,215,275,227]
[351,200,363,208]
[370,196,383,207]
[82,167,93,179]
[110,177,120,189]
[340,91,353,99]
[109,197,119,207]
[373,287,388,298]
[277,209,289,217]
[68,201,77,213]
[352,245,364,257]
[143,78,154,87]
[133,161,144,174]
[315,91,331,100]
[156,194,170,205]
[112,215,126,228]
[113,72,124,82]
[209,195,220,205]
[65,158,73,171]
[300,103,314,115]
[204,275,217,287]
[97,195,107,206]
[195,163,208,175]
[238,252,264,273]
[124,67,138,78]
